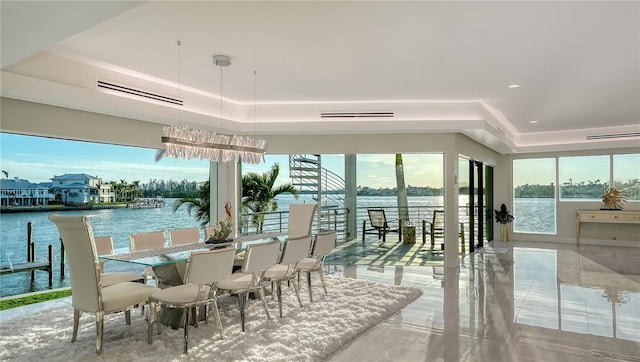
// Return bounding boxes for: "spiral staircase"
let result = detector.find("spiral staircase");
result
[289,154,346,236]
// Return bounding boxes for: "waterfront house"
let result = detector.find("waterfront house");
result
[0,2,638,360]
[49,173,114,205]
[0,177,52,207]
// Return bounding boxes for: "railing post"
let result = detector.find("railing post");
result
[60,238,65,278]
[30,241,36,282]
[27,221,32,262]
[48,244,53,286]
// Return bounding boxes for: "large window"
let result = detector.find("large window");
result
[513,158,556,234]
[559,155,609,200]
[613,153,640,201]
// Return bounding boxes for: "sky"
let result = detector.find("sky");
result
[0,133,445,188]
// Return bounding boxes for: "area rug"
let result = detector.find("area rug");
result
[0,276,422,361]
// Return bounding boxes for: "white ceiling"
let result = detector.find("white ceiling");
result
[1,1,639,153]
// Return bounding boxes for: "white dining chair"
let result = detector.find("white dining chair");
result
[216,239,280,332]
[262,235,313,318]
[129,230,167,251]
[287,204,318,238]
[94,236,144,286]
[168,227,201,246]
[148,247,235,354]
[129,231,167,283]
[48,214,160,354]
[297,231,336,302]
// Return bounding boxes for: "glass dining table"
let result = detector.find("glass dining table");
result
[99,233,286,328]
[100,233,286,286]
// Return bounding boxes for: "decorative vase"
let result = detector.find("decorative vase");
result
[501,224,509,242]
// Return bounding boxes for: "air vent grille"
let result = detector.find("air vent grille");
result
[586,132,640,140]
[320,111,394,118]
[96,80,183,106]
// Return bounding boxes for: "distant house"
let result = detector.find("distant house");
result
[49,173,114,205]
[0,177,53,206]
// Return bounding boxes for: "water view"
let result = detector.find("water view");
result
[0,195,553,297]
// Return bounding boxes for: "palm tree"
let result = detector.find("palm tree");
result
[395,154,409,223]
[173,180,211,227]
[242,163,299,233]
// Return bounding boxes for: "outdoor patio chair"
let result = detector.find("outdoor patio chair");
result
[48,214,160,354]
[362,208,402,243]
[424,210,465,253]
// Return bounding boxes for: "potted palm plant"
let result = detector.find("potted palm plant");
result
[494,203,514,241]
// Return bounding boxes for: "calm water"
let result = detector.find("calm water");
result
[0,196,553,297]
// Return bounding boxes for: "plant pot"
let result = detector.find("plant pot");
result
[501,224,509,242]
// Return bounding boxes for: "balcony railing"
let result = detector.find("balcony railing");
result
[239,203,485,243]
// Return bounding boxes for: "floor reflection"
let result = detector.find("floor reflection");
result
[327,241,640,362]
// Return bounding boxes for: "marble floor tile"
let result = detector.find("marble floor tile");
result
[326,240,640,362]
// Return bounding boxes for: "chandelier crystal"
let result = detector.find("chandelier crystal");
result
[161,125,266,164]
[158,52,266,164]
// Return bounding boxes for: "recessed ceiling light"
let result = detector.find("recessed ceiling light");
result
[508,84,521,89]
[529,120,538,124]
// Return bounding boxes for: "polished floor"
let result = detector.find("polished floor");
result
[2,238,639,361]
[323,238,640,362]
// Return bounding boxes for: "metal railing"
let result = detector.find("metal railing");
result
[239,205,349,241]
[239,203,484,243]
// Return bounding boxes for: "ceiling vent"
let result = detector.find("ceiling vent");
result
[586,132,640,140]
[96,80,183,106]
[320,111,394,118]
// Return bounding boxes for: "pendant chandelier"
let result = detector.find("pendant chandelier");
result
[160,51,266,164]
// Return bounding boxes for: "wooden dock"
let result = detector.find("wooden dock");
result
[0,222,54,286]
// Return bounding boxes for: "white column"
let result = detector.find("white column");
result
[444,151,460,268]
[211,161,240,238]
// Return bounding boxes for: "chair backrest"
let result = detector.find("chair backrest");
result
[288,204,318,238]
[185,247,235,285]
[129,230,166,251]
[169,227,201,246]
[280,235,313,265]
[48,214,100,312]
[367,209,387,228]
[432,210,445,235]
[242,239,280,274]
[94,236,115,256]
[312,231,337,258]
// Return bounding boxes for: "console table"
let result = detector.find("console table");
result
[576,210,640,245]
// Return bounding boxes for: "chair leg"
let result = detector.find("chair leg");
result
[276,281,283,318]
[210,300,224,340]
[271,282,275,300]
[307,271,313,303]
[238,293,246,332]
[258,287,271,320]
[183,306,189,354]
[125,309,131,325]
[156,304,163,336]
[318,269,328,295]
[147,302,155,344]
[292,278,303,307]
[95,311,104,354]
[72,309,81,342]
